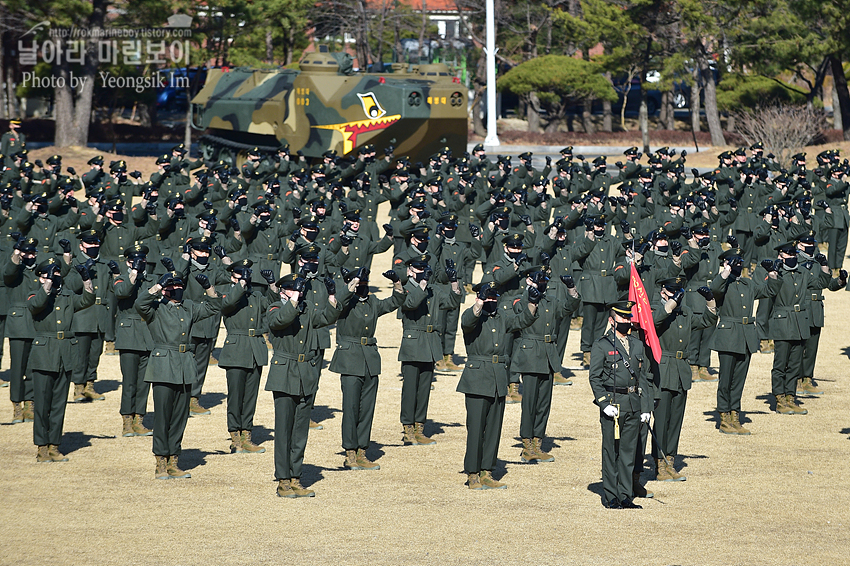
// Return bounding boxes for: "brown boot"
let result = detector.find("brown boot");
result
[665,455,685,481]
[48,445,68,462]
[479,470,506,489]
[730,410,751,435]
[309,419,323,430]
[122,415,135,437]
[103,341,118,355]
[344,449,364,470]
[208,352,219,366]
[402,424,416,445]
[276,479,296,498]
[166,455,191,478]
[83,381,105,401]
[12,402,23,424]
[22,401,34,422]
[155,456,169,479]
[36,445,50,463]
[72,383,86,403]
[434,356,448,371]
[655,457,673,481]
[241,430,265,453]
[520,438,539,463]
[785,394,808,415]
[414,422,436,445]
[506,382,522,404]
[698,367,716,382]
[467,472,485,490]
[289,478,315,497]
[581,351,591,367]
[132,414,152,436]
[356,448,380,470]
[443,355,462,372]
[229,431,242,453]
[533,438,555,463]
[775,394,793,414]
[554,372,572,386]
[718,412,737,434]
[632,472,653,498]
[189,397,210,416]
[759,340,774,354]
[797,377,823,396]
[690,365,701,382]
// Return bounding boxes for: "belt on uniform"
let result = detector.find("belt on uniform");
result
[95,297,103,305]
[525,333,557,343]
[267,254,275,260]
[338,336,377,346]
[229,328,260,336]
[776,304,802,312]
[408,325,438,333]
[159,343,191,353]
[720,316,753,325]
[467,354,506,364]
[747,207,753,213]
[661,350,687,359]
[35,331,71,340]
[589,270,609,277]
[275,351,314,363]
[604,385,636,394]
[810,294,822,301]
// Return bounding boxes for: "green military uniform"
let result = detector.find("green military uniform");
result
[27,260,95,461]
[768,242,829,413]
[710,253,780,431]
[330,275,404,467]
[588,309,653,508]
[650,279,717,478]
[219,260,271,453]
[510,275,580,462]
[458,282,537,488]
[135,276,221,471]
[398,255,462,442]
[1,124,25,169]
[112,246,155,436]
[265,274,340,495]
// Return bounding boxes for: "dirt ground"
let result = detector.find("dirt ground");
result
[2,163,850,566]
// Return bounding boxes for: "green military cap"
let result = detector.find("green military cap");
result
[792,152,806,161]
[774,241,796,254]
[171,143,187,155]
[343,208,361,221]
[18,236,39,252]
[472,143,485,152]
[276,273,305,290]
[46,155,62,166]
[608,300,635,317]
[624,146,639,156]
[405,254,431,268]
[251,198,274,210]
[299,215,319,229]
[592,155,607,165]
[197,208,218,221]
[518,152,532,161]
[492,205,511,217]
[187,236,213,251]
[9,119,21,126]
[520,265,547,278]
[105,197,125,210]
[658,277,685,290]
[439,213,459,227]
[110,160,127,173]
[718,248,742,262]
[161,271,185,288]
[797,231,816,245]
[123,244,149,259]
[247,147,261,157]
[472,280,500,297]
[88,155,104,166]
[734,147,746,157]
[718,151,732,160]
[622,237,647,250]
[750,142,764,150]
[277,142,290,152]
[311,163,325,174]
[560,146,573,155]
[532,175,547,187]
[227,259,253,273]
[655,147,669,155]
[77,229,102,243]
[296,244,321,260]
[502,233,525,248]
[691,221,711,235]
[155,154,169,165]
[35,257,60,276]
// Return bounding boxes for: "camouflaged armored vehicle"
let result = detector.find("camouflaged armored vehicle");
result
[190,49,468,165]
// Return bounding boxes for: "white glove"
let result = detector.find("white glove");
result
[603,405,619,418]
[640,412,651,423]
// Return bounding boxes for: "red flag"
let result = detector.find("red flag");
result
[628,263,661,363]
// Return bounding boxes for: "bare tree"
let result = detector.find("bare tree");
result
[733,105,827,168]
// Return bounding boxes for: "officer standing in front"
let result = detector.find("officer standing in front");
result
[588,301,653,509]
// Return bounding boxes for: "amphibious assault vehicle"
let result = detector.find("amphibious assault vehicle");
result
[190,48,468,165]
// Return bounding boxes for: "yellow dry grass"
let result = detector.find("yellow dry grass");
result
[2,166,849,566]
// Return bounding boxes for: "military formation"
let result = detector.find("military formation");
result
[1,118,848,506]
